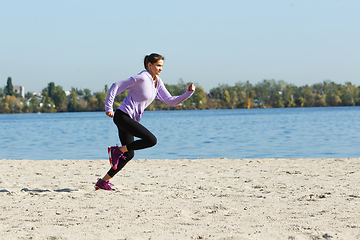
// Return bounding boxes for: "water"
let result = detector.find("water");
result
[1,107,359,160]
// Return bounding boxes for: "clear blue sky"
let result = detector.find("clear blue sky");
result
[1,0,359,93]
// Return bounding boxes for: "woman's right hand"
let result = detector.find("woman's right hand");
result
[106,111,114,118]
[188,83,195,91]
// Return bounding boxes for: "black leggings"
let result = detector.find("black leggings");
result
[107,109,157,177]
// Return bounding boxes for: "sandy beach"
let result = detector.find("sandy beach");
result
[0,158,359,240]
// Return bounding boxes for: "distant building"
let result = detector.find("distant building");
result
[32,92,42,98]
[14,86,25,98]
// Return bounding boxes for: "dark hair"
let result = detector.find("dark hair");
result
[144,53,164,71]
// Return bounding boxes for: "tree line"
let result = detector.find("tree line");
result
[1,77,360,114]
[208,79,360,109]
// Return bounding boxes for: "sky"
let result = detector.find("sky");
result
[1,0,359,94]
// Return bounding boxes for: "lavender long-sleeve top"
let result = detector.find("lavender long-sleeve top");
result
[105,70,194,122]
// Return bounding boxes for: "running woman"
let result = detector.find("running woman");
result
[95,53,195,190]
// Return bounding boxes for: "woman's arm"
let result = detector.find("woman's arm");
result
[156,80,195,106]
[105,77,135,115]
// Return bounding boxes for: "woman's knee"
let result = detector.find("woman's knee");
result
[148,135,157,147]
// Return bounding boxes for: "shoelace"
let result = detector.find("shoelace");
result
[102,181,114,190]
[106,182,114,187]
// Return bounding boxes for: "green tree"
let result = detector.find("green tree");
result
[209,86,222,100]
[282,85,296,107]
[28,93,41,113]
[44,82,68,111]
[5,77,14,96]
[83,89,92,101]
[40,88,54,112]
[244,81,256,108]
[166,79,188,96]
[311,82,326,107]
[163,79,195,109]
[21,97,31,113]
[83,88,94,111]
[192,85,206,109]
[327,93,341,106]
[88,96,99,110]
[95,92,107,111]
[302,85,315,107]
[355,86,360,106]
[237,91,247,108]
[48,82,55,99]
[339,82,357,106]
[272,92,284,108]
[223,89,231,108]
[1,95,11,113]
[229,90,238,109]
[314,94,326,107]
[254,80,272,106]
[52,85,68,111]
[261,80,284,108]
[67,87,80,112]
[2,95,22,113]
[75,88,84,96]
[324,81,342,106]
[209,84,234,109]
[267,80,283,108]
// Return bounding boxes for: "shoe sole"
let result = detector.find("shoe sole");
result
[109,146,122,170]
[108,147,112,165]
[94,184,113,191]
[108,146,119,170]
[94,185,113,191]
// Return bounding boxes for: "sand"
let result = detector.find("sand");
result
[0,158,359,240]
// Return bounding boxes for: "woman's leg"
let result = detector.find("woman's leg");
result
[106,128,134,178]
[113,110,157,151]
[103,110,157,180]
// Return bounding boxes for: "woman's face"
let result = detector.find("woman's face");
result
[148,60,164,77]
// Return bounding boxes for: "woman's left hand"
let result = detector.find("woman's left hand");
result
[188,83,195,92]
[106,111,114,118]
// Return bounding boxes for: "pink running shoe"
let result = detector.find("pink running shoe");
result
[108,145,126,170]
[94,178,114,191]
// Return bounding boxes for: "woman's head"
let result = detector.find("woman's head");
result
[144,53,164,77]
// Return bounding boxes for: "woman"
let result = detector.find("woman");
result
[95,53,195,190]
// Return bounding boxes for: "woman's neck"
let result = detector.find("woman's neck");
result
[147,70,157,80]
